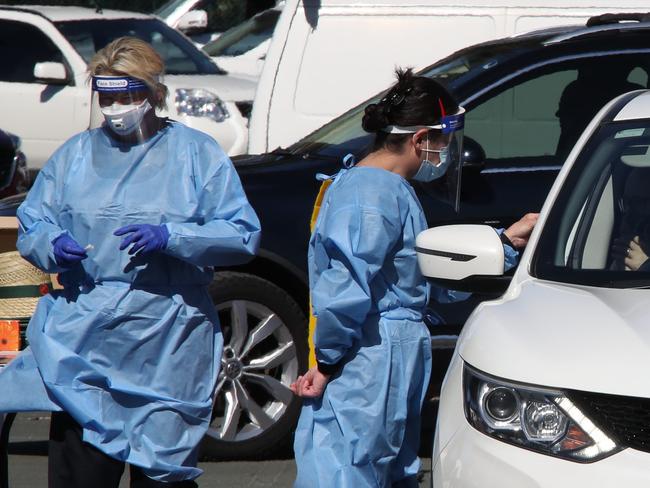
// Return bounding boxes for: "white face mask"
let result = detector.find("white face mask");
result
[101,99,152,136]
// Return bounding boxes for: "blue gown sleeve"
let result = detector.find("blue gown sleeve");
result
[16,163,69,274]
[163,146,261,268]
[312,204,401,367]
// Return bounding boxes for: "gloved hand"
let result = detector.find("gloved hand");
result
[52,234,88,267]
[114,224,170,255]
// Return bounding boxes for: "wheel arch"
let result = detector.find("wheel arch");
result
[215,249,309,318]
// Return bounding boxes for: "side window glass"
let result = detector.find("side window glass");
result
[149,32,196,73]
[465,69,576,169]
[198,1,246,32]
[221,10,279,57]
[0,20,64,83]
[627,66,648,87]
[464,55,650,170]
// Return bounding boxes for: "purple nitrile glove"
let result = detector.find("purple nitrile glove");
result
[114,224,170,255]
[52,234,88,267]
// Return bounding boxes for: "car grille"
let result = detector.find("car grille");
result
[568,390,650,453]
[236,101,253,119]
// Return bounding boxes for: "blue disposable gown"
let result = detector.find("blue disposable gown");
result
[294,166,517,487]
[0,122,260,481]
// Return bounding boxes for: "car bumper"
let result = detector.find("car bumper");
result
[433,421,650,487]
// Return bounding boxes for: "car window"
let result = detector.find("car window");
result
[193,0,246,32]
[535,117,650,287]
[465,69,576,167]
[203,9,280,58]
[155,0,189,21]
[0,20,65,83]
[465,55,650,170]
[55,18,221,75]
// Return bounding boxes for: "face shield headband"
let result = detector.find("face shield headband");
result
[91,75,149,94]
[380,105,466,136]
[91,75,154,137]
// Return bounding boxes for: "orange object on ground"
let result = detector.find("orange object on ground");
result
[0,320,19,351]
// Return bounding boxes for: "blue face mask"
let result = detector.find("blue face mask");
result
[411,137,451,182]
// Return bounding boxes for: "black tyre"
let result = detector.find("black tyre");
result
[200,271,308,460]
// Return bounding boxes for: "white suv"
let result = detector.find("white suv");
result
[417,89,650,486]
[0,6,256,170]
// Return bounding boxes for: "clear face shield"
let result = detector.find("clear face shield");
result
[90,75,155,144]
[383,107,466,212]
[430,109,465,212]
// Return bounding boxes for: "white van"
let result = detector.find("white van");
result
[249,0,650,154]
[416,89,650,486]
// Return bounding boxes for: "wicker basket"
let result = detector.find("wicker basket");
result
[0,251,50,319]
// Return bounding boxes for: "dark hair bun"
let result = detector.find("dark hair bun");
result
[362,102,390,133]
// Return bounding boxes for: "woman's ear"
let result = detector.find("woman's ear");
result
[412,128,429,150]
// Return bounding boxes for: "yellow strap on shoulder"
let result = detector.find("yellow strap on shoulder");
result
[308,178,332,368]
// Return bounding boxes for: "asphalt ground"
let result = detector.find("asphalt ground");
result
[5,413,433,487]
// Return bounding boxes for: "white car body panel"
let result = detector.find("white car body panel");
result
[458,280,650,397]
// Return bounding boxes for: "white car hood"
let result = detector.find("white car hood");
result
[459,279,650,398]
[165,74,256,102]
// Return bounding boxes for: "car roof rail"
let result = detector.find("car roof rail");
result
[544,12,650,46]
[587,12,650,27]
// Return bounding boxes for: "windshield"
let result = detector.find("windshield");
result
[534,117,650,288]
[289,38,537,157]
[204,9,280,57]
[155,0,189,20]
[56,18,222,75]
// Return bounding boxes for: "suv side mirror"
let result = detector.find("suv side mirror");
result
[416,224,511,294]
[33,62,68,85]
[177,10,208,33]
[462,136,486,172]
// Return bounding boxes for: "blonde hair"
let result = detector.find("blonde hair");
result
[88,37,169,110]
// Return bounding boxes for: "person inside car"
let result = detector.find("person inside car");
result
[556,59,644,160]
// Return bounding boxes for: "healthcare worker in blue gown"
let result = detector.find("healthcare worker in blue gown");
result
[291,69,538,487]
[0,37,260,487]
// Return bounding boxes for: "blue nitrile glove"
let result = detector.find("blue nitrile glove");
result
[52,234,88,267]
[114,224,170,255]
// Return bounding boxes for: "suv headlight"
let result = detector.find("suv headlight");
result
[175,88,230,123]
[464,364,620,462]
